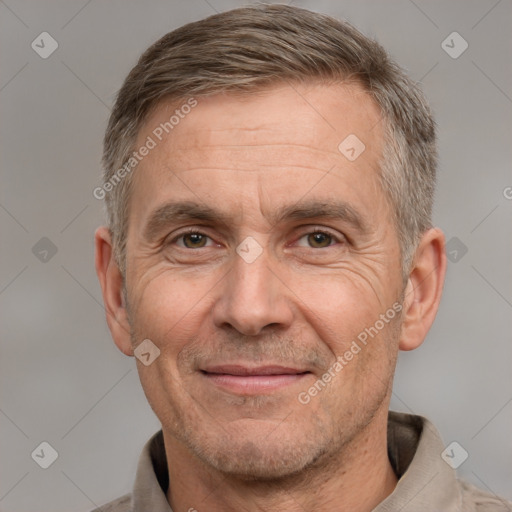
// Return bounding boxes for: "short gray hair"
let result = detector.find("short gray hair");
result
[102,4,437,277]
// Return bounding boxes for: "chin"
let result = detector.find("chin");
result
[189,427,331,481]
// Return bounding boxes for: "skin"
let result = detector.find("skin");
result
[95,82,446,511]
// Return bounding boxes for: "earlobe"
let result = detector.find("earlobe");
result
[94,227,134,357]
[398,228,447,352]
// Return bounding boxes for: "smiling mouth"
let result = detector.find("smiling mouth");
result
[200,365,311,394]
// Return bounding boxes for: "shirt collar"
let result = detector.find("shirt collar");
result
[375,411,462,511]
[131,429,172,512]
[131,411,462,511]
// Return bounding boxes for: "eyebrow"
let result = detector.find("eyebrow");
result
[142,199,368,242]
[270,200,368,233]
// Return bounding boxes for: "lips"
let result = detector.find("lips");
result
[202,365,308,376]
[200,365,311,394]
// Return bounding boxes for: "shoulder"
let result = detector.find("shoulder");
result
[90,493,132,512]
[460,479,512,511]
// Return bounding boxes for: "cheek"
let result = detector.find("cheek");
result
[293,270,401,393]
[294,273,386,350]
[128,272,214,419]
[128,269,217,353]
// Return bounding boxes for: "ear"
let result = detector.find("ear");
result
[399,228,447,351]
[94,226,133,356]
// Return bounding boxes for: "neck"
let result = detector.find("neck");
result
[163,406,397,512]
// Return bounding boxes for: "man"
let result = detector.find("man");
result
[94,4,511,511]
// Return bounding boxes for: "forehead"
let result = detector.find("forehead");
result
[129,82,386,223]
[137,82,382,160]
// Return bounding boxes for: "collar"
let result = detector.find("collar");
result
[375,411,461,511]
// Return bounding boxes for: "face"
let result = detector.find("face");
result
[123,82,405,479]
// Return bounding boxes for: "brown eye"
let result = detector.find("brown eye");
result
[182,233,208,248]
[307,232,333,248]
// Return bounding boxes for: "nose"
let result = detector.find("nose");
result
[212,244,294,336]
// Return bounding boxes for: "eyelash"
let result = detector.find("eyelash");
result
[169,227,343,248]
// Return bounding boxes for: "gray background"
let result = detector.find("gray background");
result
[1,0,511,510]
